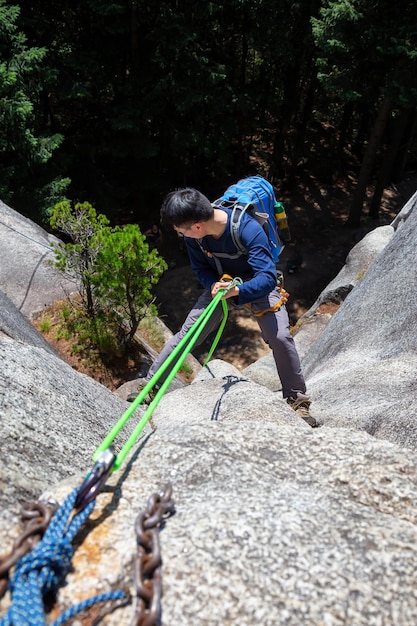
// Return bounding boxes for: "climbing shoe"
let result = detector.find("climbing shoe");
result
[287,393,318,428]
[126,378,157,403]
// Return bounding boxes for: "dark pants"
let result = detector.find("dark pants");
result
[146,287,306,398]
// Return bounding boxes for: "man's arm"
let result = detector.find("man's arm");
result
[234,219,277,304]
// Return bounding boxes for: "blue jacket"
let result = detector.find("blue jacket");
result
[185,209,277,305]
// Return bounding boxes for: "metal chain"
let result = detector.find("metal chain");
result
[1,487,175,624]
[132,483,175,626]
[0,499,59,599]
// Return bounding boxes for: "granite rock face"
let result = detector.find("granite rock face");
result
[303,224,394,314]
[0,200,77,319]
[0,335,142,517]
[40,422,417,626]
[0,290,59,356]
[1,193,417,625]
[302,192,417,447]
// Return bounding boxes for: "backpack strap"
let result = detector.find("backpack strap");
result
[229,203,248,256]
[195,200,269,275]
[229,202,269,255]
[195,238,225,275]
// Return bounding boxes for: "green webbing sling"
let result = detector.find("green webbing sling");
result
[93,277,242,470]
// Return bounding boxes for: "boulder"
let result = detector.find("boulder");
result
[0,290,59,356]
[0,200,77,319]
[0,334,144,521]
[242,311,333,390]
[303,224,394,315]
[41,422,417,626]
[301,192,417,448]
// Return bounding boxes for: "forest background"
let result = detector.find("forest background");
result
[1,0,416,230]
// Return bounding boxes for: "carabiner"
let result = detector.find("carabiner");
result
[74,447,116,512]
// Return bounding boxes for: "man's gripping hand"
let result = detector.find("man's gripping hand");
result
[211,274,240,300]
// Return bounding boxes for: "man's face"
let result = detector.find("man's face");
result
[174,223,203,239]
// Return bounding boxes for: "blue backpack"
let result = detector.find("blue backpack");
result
[211,175,287,263]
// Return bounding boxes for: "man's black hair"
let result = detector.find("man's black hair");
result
[160,188,213,228]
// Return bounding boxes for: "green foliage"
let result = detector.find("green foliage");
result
[72,310,123,359]
[50,200,110,316]
[50,200,110,239]
[38,317,52,333]
[137,315,166,351]
[178,361,193,381]
[50,200,167,347]
[36,177,71,218]
[312,0,417,104]
[0,0,67,216]
[92,223,168,340]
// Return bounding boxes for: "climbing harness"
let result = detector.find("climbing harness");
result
[249,286,289,317]
[245,271,289,317]
[1,276,241,626]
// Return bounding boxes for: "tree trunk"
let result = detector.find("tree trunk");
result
[347,95,392,227]
[353,103,371,161]
[287,65,318,187]
[391,108,417,182]
[268,61,300,182]
[130,2,138,77]
[338,101,355,149]
[369,107,413,219]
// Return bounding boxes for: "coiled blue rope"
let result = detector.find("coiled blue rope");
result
[0,487,128,626]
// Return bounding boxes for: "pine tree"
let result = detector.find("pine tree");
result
[0,1,69,217]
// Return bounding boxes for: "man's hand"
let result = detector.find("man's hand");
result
[211,280,239,300]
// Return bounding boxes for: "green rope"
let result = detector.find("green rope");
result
[203,276,243,365]
[202,300,228,366]
[93,278,241,470]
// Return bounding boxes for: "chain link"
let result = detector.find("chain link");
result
[0,499,59,599]
[132,483,175,626]
[0,487,175,625]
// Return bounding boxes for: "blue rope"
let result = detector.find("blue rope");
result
[50,590,126,626]
[0,487,129,626]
